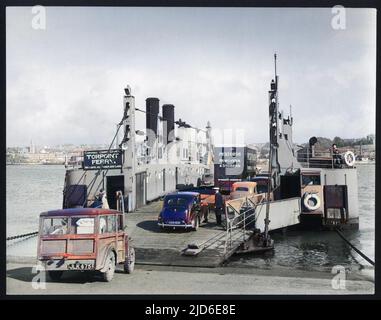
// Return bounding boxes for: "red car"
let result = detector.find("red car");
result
[37,208,135,282]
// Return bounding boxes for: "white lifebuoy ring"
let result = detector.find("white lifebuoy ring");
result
[303,193,321,211]
[343,151,355,167]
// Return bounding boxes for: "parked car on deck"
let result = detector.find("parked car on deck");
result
[37,208,135,282]
[230,181,258,199]
[158,192,203,230]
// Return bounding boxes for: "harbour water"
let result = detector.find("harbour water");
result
[6,164,375,270]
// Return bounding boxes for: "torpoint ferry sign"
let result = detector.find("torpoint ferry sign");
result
[83,149,123,170]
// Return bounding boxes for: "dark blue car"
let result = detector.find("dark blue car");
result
[158,192,202,231]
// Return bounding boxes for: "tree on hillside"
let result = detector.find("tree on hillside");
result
[315,137,333,150]
[332,136,345,148]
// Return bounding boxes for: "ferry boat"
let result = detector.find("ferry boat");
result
[62,86,214,212]
[264,54,359,230]
[62,56,360,231]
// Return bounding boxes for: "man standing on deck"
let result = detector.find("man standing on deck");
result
[214,188,224,225]
[332,144,343,168]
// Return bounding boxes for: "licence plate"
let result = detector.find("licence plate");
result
[167,221,181,225]
[67,261,94,270]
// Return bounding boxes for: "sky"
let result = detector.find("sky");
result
[6,7,376,147]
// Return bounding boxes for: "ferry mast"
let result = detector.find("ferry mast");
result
[268,53,281,191]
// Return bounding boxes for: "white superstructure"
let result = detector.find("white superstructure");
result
[63,86,214,212]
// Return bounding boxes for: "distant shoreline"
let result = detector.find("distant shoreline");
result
[6,163,65,166]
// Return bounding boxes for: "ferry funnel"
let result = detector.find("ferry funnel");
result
[146,97,160,146]
[162,104,175,144]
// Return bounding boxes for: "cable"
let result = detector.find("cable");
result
[6,231,38,241]
[334,228,374,266]
[135,107,207,133]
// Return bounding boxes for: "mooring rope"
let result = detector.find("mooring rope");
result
[335,228,375,266]
[6,231,39,241]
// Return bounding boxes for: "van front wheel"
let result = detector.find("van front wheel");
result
[124,247,135,274]
[102,252,116,282]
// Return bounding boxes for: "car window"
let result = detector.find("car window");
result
[107,215,116,233]
[99,216,107,234]
[99,215,116,234]
[235,187,249,192]
[42,218,68,235]
[165,197,188,207]
[71,217,95,234]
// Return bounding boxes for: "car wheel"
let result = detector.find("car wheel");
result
[102,252,116,282]
[124,247,135,274]
[192,216,199,231]
[48,271,63,281]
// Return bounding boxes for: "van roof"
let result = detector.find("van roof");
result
[40,208,122,217]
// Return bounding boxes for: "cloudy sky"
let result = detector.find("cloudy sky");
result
[6,7,376,147]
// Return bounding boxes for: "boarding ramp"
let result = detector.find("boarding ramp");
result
[182,195,267,259]
[183,194,300,259]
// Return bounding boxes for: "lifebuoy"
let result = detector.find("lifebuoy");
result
[303,193,321,211]
[343,151,355,167]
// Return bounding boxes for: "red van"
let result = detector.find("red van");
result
[37,208,135,282]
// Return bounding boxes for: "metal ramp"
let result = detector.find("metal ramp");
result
[127,194,299,267]
[182,194,270,263]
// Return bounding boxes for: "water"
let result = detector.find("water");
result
[6,165,66,237]
[6,164,375,270]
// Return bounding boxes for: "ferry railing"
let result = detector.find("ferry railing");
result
[297,151,333,168]
[296,150,356,169]
[222,194,267,254]
[191,194,267,256]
